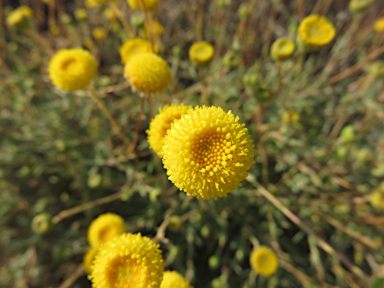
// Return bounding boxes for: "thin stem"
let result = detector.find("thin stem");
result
[48,0,55,48]
[196,0,204,41]
[139,0,155,52]
[111,2,135,38]
[88,87,130,148]
[199,68,208,105]
[128,95,146,154]
[58,265,84,288]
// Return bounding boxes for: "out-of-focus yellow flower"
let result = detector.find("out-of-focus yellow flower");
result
[89,233,164,288]
[189,41,215,66]
[162,106,255,199]
[83,38,94,49]
[298,15,335,47]
[124,53,171,93]
[147,104,192,157]
[48,48,97,92]
[92,27,107,40]
[271,38,295,61]
[250,246,278,277]
[83,248,98,274]
[127,0,159,10]
[369,61,384,78]
[6,6,33,28]
[374,18,384,32]
[282,110,300,124]
[104,8,116,21]
[141,20,164,39]
[349,0,373,14]
[371,182,384,210]
[87,213,125,248]
[160,271,193,288]
[74,8,87,21]
[119,38,157,64]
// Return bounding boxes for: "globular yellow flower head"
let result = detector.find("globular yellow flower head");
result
[89,233,164,288]
[92,27,107,40]
[120,38,157,64]
[160,271,193,288]
[374,18,384,32]
[162,106,255,199]
[83,248,98,274]
[370,182,384,210]
[74,8,87,21]
[6,6,33,28]
[127,0,160,10]
[141,21,165,39]
[271,38,295,61]
[124,53,171,93]
[48,48,97,92]
[87,213,125,248]
[189,41,215,66]
[147,104,192,157]
[298,15,336,47]
[250,246,278,277]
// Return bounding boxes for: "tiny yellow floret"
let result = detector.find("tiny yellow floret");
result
[370,182,384,210]
[374,18,384,32]
[189,41,215,65]
[83,248,98,274]
[87,213,125,248]
[160,271,193,288]
[271,38,295,61]
[298,15,336,47]
[147,104,192,157]
[92,27,107,40]
[120,38,157,64]
[124,53,171,93]
[89,233,164,288]
[48,48,97,92]
[6,6,33,28]
[127,0,159,10]
[162,106,255,199]
[250,246,279,277]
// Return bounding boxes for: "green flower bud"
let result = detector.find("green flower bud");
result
[340,125,355,143]
[88,174,102,188]
[32,213,53,234]
[223,52,240,70]
[168,215,182,232]
[369,61,384,78]
[348,0,373,14]
[238,4,249,19]
[209,256,220,269]
[130,12,145,29]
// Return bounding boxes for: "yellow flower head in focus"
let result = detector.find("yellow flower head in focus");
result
[189,41,215,65]
[160,271,193,288]
[124,53,171,93]
[92,27,107,40]
[6,6,33,28]
[87,213,125,248]
[83,248,98,274]
[271,38,295,61]
[370,182,384,210]
[162,106,255,199]
[48,48,97,92]
[141,20,164,39]
[298,15,336,47]
[147,104,192,157]
[375,18,384,32]
[89,233,164,288]
[250,246,278,277]
[120,38,157,64]
[127,0,160,10]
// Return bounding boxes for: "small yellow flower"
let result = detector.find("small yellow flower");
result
[250,246,278,277]
[374,18,384,32]
[120,38,157,64]
[160,271,193,288]
[147,104,192,157]
[83,248,98,274]
[124,53,171,93]
[48,48,97,92]
[189,41,215,65]
[370,182,384,210]
[141,20,164,39]
[162,106,255,199]
[104,8,116,21]
[89,233,164,288]
[6,6,33,28]
[298,15,336,47]
[349,0,373,14]
[87,213,125,248]
[74,8,87,21]
[127,0,159,10]
[92,27,107,40]
[270,38,295,61]
[282,110,300,124]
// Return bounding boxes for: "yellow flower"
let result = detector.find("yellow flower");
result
[370,182,384,210]
[89,233,164,288]
[147,104,192,157]
[374,18,384,32]
[349,0,373,14]
[127,0,159,10]
[282,110,300,124]
[270,38,295,61]
[92,27,107,40]
[141,20,164,39]
[120,38,157,64]
[87,213,125,248]
[189,41,215,65]
[124,53,171,93]
[6,6,33,28]
[160,271,193,288]
[74,8,87,21]
[162,106,255,199]
[250,246,278,277]
[298,15,336,47]
[83,248,98,274]
[48,48,97,92]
